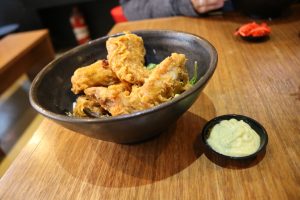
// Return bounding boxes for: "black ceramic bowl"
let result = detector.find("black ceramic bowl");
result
[30,30,218,143]
[202,114,268,160]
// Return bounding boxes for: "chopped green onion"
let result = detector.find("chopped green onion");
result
[65,111,73,117]
[189,61,198,85]
[146,63,157,70]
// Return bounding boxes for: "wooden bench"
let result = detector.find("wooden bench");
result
[0,29,55,94]
[0,29,55,156]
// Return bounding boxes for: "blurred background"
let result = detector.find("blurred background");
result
[0,0,122,175]
[0,0,120,50]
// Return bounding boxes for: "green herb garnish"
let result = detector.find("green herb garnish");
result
[189,61,198,85]
[146,63,157,70]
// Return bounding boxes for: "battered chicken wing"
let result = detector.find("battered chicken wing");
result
[84,82,132,116]
[85,53,190,116]
[71,60,119,94]
[73,95,106,117]
[106,33,149,84]
[130,53,190,108]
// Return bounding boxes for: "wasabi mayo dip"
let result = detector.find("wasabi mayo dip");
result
[207,118,260,157]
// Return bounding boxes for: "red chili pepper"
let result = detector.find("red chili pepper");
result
[235,22,271,37]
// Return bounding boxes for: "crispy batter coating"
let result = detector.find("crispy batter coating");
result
[129,53,190,109]
[84,82,132,116]
[72,32,192,118]
[73,96,106,117]
[106,33,149,84]
[85,53,190,116]
[71,60,119,94]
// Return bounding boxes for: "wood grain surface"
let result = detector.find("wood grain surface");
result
[0,6,299,200]
[0,30,55,93]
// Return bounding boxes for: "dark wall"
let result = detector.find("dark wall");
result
[38,1,119,49]
[0,0,42,31]
[22,0,92,9]
[0,0,119,50]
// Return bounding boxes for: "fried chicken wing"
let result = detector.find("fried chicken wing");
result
[84,82,132,116]
[71,60,119,94]
[71,32,192,118]
[73,95,106,117]
[106,33,149,84]
[130,53,190,107]
[85,53,190,116]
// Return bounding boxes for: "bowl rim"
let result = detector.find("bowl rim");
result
[201,114,268,160]
[29,30,218,123]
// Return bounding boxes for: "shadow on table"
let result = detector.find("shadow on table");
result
[91,111,207,188]
[203,143,267,169]
[55,112,207,187]
[54,92,216,187]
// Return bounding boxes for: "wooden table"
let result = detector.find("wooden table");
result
[0,29,55,94]
[0,7,299,200]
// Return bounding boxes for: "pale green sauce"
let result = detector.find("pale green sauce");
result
[207,119,260,157]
